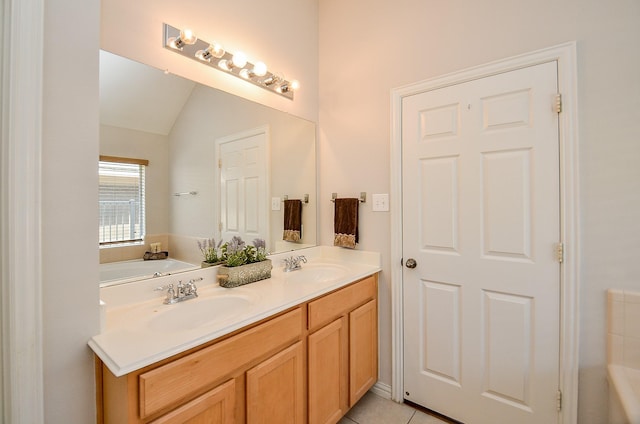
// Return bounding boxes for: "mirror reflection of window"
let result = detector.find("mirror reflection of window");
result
[99,156,148,246]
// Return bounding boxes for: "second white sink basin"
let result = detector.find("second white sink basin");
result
[148,294,254,332]
[283,263,349,284]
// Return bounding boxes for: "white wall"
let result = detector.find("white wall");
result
[42,0,100,422]
[101,0,318,123]
[318,0,640,423]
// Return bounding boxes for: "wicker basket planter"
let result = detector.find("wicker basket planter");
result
[217,259,272,288]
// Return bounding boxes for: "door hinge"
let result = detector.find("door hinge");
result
[557,389,563,411]
[218,159,222,168]
[554,93,562,113]
[556,242,564,263]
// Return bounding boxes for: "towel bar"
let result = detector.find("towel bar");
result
[282,194,309,204]
[330,192,366,203]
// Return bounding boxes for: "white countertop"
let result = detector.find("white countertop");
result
[89,246,381,377]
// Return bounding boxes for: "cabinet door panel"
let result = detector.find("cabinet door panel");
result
[150,379,235,424]
[349,299,378,406]
[246,341,304,424]
[308,317,348,424]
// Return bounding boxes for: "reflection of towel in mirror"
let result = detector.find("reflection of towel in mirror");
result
[333,198,359,249]
[283,199,302,242]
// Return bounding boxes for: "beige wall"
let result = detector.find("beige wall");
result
[100,124,171,237]
[168,84,317,257]
[318,0,640,423]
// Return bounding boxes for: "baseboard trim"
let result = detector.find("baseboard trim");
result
[370,381,392,400]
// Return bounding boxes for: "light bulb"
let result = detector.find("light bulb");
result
[195,43,226,62]
[210,42,225,58]
[168,28,197,50]
[232,51,247,68]
[218,60,231,71]
[179,29,197,45]
[263,72,284,86]
[167,37,182,50]
[252,61,267,77]
[195,49,209,62]
[278,78,299,94]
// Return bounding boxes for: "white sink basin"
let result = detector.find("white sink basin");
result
[283,263,349,284]
[148,294,254,332]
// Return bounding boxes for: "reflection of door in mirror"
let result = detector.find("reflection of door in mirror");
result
[218,126,269,247]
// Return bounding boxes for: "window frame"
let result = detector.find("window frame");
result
[98,155,149,247]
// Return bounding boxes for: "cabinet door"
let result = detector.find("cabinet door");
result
[308,317,348,424]
[349,299,378,406]
[150,379,235,424]
[246,341,304,424]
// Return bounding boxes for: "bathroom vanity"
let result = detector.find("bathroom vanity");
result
[91,247,381,424]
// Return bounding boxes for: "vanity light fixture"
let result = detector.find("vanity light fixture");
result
[163,23,298,100]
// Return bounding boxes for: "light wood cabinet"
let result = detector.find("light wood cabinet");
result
[307,276,378,424]
[246,341,305,424]
[97,274,378,424]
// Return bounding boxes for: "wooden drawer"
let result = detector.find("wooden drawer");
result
[308,276,376,332]
[139,308,302,419]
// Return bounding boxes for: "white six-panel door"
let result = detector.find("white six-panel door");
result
[402,61,560,424]
[217,127,269,246]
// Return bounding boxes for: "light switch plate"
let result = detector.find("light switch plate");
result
[271,197,281,211]
[372,193,389,212]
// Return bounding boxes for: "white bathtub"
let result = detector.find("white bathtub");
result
[609,364,640,424]
[99,258,199,286]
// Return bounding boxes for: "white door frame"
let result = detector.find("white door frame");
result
[1,0,46,422]
[390,42,580,423]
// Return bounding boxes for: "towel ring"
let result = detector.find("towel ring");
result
[330,192,366,203]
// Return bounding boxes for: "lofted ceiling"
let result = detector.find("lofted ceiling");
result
[99,50,196,136]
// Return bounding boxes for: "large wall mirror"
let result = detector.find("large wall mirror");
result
[99,50,316,285]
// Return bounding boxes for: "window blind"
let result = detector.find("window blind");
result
[99,158,147,245]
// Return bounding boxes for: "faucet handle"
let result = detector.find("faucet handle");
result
[298,255,307,263]
[164,284,177,304]
[185,280,198,297]
[176,280,185,297]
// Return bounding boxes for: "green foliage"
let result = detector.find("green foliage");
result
[220,237,268,267]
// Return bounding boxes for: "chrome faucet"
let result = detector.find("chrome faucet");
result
[283,255,307,272]
[163,277,202,304]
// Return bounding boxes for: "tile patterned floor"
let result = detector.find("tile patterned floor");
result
[338,392,450,424]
